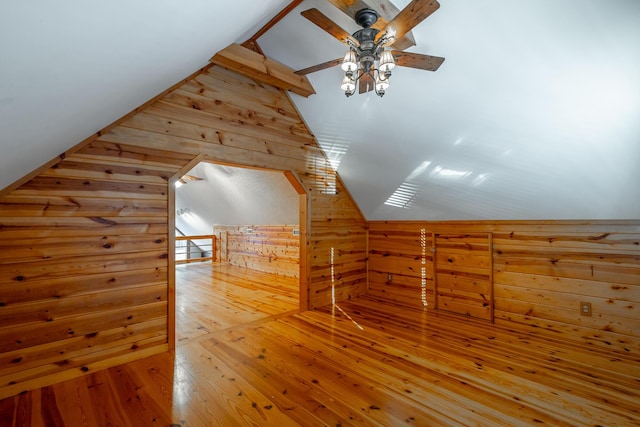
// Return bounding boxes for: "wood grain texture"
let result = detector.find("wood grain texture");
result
[392,50,445,71]
[295,57,342,76]
[0,64,366,399]
[378,0,440,42]
[327,0,417,50]
[175,234,216,264]
[210,43,315,97]
[368,220,640,352]
[300,8,356,46]
[243,0,305,45]
[368,225,435,309]
[1,291,637,426]
[435,233,493,321]
[214,225,300,278]
[175,263,299,345]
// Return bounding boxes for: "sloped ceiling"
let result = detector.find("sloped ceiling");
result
[175,163,299,236]
[0,0,289,188]
[2,1,639,220]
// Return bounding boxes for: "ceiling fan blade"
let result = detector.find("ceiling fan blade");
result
[326,0,370,20]
[359,72,375,94]
[295,58,343,75]
[326,0,416,50]
[388,35,416,51]
[301,8,357,46]
[392,51,445,71]
[379,0,440,43]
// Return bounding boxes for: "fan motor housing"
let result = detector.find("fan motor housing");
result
[353,28,379,47]
[353,8,380,54]
[354,8,379,28]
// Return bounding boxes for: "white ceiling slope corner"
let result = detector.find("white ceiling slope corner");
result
[2,1,639,221]
[0,0,288,190]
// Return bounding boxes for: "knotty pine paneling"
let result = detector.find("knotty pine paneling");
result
[367,220,640,352]
[0,64,366,399]
[368,224,435,309]
[214,225,300,278]
[310,220,368,307]
[434,233,493,321]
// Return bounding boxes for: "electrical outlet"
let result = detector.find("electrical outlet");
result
[293,229,299,236]
[246,228,253,234]
[580,302,592,316]
[387,273,393,282]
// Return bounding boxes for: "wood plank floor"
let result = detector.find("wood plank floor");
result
[175,263,300,345]
[1,264,639,426]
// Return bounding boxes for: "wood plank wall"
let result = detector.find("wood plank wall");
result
[368,220,640,353]
[0,65,366,399]
[434,233,493,321]
[214,225,300,278]
[368,223,436,308]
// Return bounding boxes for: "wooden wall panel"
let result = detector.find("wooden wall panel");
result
[434,233,493,321]
[367,220,640,352]
[309,215,368,307]
[368,224,434,309]
[0,65,366,399]
[214,225,300,278]
[491,224,640,352]
[0,147,174,400]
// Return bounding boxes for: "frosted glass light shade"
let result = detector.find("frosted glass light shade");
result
[379,50,395,73]
[341,50,357,72]
[375,73,389,92]
[341,75,356,92]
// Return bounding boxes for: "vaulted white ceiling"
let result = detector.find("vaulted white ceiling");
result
[0,0,288,189]
[2,1,639,220]
[175,163,299,235]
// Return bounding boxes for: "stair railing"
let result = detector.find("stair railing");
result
[175,229,216,264]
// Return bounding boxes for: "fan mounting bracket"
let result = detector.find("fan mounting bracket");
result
[354,8,379,28]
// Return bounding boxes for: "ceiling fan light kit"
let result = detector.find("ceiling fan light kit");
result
[340,8,396,97]
[299,0,445,98]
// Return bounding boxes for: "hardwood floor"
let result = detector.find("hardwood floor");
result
[174,263,300,345]
[1,264,638,426]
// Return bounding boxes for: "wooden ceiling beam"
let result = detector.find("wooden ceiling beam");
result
[242,0,304,47]
[210,43,315,97]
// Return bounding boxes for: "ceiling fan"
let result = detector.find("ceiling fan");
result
[295,0,445,97]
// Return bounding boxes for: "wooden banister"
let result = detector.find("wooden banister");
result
[175,234,217,264]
